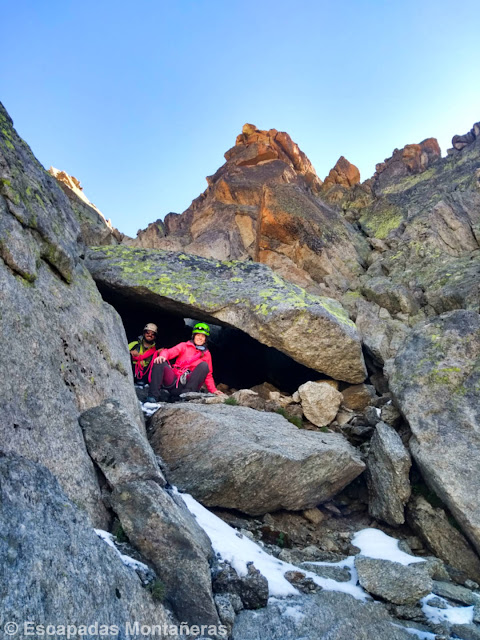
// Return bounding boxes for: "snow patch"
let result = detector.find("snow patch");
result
[391,623,435,639]
[180,491,368,600]
[352,529,425,565]
[142,401,162,417]
[421,594,474,625]
[95,529,150,572]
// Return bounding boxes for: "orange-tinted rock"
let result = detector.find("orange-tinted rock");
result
[125,125,366,296]
[122,219,166,249]
[230,124,323,192]
[322,156,361,190]
[373,138,441,191]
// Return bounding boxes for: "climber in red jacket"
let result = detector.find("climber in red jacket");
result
[146,322,224,402]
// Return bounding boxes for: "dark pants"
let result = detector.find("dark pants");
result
[150,361,209,399]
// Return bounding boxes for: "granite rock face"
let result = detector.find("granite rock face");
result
[389,310,480,554]
[149,403,365,515]
[49,166,121,246]
[366,422,412,526]
[0,453,173,634]
[85,245,367,383]
[79,400,218,626]
[0,102,142,526]
[355,129,480,324]
[232,591,421,640]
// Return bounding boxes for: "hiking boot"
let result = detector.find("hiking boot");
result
[157,389,170,403]
[145,396,157,404]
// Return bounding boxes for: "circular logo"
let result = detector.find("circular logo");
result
[4,622,18,635]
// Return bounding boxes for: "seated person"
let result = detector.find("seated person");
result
[129,323,159,384]
[146,322,224,402]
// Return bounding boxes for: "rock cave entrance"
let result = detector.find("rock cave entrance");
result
[97,284,325,393]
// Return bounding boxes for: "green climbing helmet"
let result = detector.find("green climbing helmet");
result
[192,322,210,337]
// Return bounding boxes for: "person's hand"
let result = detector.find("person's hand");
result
[154,355,167,365]
[214,390,226,396]
[130,349,139,357]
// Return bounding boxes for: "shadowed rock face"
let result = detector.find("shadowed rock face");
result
[407,494,480,583]
[0,102,142,527]
[389,310,480,554]
[149,403,365,515]
[125,124,368,298]
[85,245,367,383]
[0,453,173,630]
[366,422,412,526]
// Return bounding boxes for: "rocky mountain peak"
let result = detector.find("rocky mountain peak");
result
[322,155,361,190]
[226,123,323,193]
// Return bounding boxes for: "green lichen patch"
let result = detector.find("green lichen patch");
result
[86,245,356,329]
[378,167,438,196]
[359,204,404,239]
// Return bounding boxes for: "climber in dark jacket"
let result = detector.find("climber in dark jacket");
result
[146,323,224,402]
[129,323,160,384]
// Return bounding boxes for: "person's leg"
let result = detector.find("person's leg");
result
[149,362,176,400]
[183,361,209,392]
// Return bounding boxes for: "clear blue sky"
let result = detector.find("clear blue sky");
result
[2,0,479,237]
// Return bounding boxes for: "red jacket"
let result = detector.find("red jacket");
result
[159,341,217,394]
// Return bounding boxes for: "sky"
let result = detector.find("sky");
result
[2,0,479,237]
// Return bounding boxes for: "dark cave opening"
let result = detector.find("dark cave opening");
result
[97,284,327,394]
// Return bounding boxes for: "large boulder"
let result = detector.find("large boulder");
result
[149,403,365,515]
[354,556,432,605]
[389,310,480,554]
[79,400,164,486]
[85,245,367,383]
[79,401,219,626]
[0,453,173,632]
[366,422,412,526]
[298,381,343,427]
[0,102,141,527]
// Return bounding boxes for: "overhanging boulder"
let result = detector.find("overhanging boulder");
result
[85,246,367,383]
